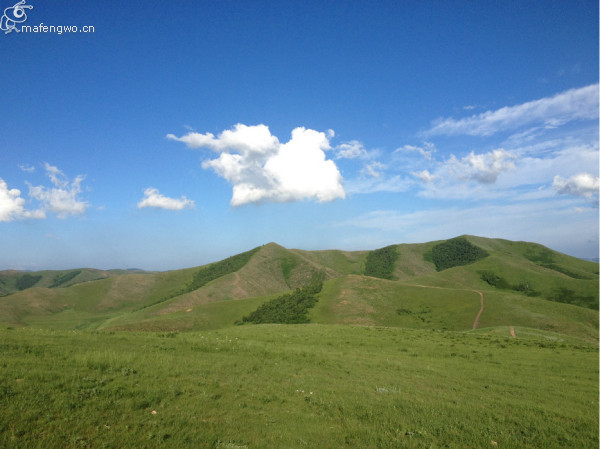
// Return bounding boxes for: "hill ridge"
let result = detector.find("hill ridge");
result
[0,236,597,342]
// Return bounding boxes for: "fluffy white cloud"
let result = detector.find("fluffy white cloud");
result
[425,148,516,188]
[553,173,599,199]
[137,188,195,210]
[0,178,45,221]
[168,124,345,206]
[455,149,516,183]
[425,84,599,137]
[0,178,27,222]
[28,163,88,218]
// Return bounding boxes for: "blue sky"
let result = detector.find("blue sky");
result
[1,0,598,270]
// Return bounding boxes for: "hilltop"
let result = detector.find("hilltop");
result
[0,236,597,343]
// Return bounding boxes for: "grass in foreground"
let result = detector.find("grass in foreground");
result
[0,325,597,449]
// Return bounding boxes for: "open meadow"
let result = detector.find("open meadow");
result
[1,324,598,449]
[1,237,598,448]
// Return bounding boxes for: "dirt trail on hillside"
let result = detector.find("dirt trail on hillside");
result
[471,290,484,330]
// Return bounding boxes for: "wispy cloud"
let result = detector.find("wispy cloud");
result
[336,199,598,257]
[395,143,436,160]
[168,124,345,206]
[137,188,195,210]
[335,140,368,159]
[18,164,35,173]
[424,84,599,137]
[411,170,436,183]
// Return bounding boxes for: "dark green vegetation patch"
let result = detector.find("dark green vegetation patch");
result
[185,246,261,292]
[479,271,540,297]
[280,253,300,285]
[524,245,594,279]
[16,274,42,291]
[50,270,82,288]
[240,272,324,324]
[364,245,398,279]
[137,246,261,311]
[430,237,489,271]
[550,287,598,310]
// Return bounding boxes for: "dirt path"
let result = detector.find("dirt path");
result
[471,290,484,330]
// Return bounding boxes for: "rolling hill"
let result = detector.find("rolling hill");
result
[0,235,597,343]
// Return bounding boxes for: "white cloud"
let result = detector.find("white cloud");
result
[345,175,412,195]
[0,178,45,222]
[0,178,27,222]
[18,164,35,173]
[361,162,386,179]
[553,173,599,199]
[167,123,279,156]
[429,148,516,188]
[137,188,195,210]
[335,140,367,159]
[424,84,599,137]
[394,143,435,160]
[336,199,599,259]
[168,124,345,206]
[412,170,436,183]
[27,164,88,218]
[456,149,516,184]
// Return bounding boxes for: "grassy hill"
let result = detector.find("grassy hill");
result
[1,236,598,448]
[0,236,597,342]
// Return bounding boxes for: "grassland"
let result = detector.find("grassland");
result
[0,236,597,448]
[0,325,597,449]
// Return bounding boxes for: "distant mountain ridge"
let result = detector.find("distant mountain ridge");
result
[0,236,597,343]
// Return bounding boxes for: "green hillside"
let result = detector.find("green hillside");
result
[0,236,597,343]
[0,268,120,296]
[1,236,598,448]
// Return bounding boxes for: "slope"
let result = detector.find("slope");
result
[0,236,597,342]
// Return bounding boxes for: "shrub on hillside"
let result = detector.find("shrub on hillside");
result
[431,238,488,271]
[479,271,540,297]
[136,246,261,311]
[50,270,82,288]
[364,245,398,280]
[549,288,598,310]
[16,274,42,291]
[479,270,511,289]
[240,271,324,324]
[185,246,261,292]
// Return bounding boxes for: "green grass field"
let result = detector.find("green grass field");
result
[0,325,597,449]
[1,236,598,448]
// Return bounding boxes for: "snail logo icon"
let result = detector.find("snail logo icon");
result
[1,0,33,34]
